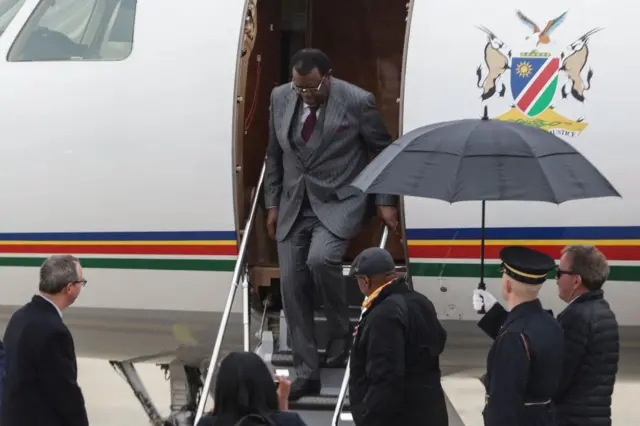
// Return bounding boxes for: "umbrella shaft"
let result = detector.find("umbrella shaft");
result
[479,201,486,290]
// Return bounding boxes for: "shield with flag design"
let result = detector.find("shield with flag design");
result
[510,55,560,118]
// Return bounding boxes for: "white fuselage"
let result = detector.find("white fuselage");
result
[403,1,637,329]
[0,0,636,364]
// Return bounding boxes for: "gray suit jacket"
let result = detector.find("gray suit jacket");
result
[264,78,396,242]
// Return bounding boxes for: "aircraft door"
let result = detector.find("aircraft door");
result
[307,0,409,264]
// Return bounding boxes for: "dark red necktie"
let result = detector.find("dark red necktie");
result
[301,106,318,142]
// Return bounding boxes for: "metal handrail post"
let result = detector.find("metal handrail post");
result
[194,159,267,424]
[378,226,389,250]
[242,268,250,351]
[331,226,389,426]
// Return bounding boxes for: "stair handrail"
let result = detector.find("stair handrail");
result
[194,158,267,424]
[331,225,390,426]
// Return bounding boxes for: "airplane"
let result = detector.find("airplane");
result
[0,0,633,424]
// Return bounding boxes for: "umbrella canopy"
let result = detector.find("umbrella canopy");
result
[350,110,621,312]
[350,114,621,203]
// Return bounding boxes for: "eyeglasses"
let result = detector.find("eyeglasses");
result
[73,279,87,287]
[556,269,574,279]
[291,76,326,94]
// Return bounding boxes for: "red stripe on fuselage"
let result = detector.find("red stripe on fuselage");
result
[408,244,640,261]
[0,244,238,256]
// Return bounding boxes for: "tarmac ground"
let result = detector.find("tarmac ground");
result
[78,342,640,425]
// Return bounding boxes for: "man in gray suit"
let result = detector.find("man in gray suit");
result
[264,48,399,401]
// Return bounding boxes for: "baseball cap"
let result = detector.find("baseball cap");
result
[348,247,396,277]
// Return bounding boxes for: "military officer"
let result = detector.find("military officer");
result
[472,246,564,426]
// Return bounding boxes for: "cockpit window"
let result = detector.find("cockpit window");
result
[7,0,137,62]
[0,0,26,35]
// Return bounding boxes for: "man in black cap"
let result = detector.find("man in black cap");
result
[472,245,564,426]
[347,247,448,426]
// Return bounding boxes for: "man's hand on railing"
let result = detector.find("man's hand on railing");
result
[377,205,399,234]
[267,207,278,240]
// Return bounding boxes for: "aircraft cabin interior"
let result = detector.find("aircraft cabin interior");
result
[0,0,135,62]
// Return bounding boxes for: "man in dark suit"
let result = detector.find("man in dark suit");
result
[264,48,399,400]
[1,254,89,426]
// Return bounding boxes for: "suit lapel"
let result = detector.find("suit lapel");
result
[306,80,347,165]
[278,90,300,160]
[322,80,347,140]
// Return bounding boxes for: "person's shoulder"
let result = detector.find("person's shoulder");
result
[588,294,617,320]
[406,291,442,321]
[572,294,618,333]
[406,288,435,307]
[12,301,62,333]
[519,311,563,339]
[558,301,592,328]
[332,78,372,104]
[368,295,407,326]
[270,83,291,99]
[334,78,368,96]
[537,312,564,333]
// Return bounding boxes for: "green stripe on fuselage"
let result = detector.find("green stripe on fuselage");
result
[409,262,640,282]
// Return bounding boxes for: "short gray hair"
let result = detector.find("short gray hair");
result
[39,255,80,294]
[562,245,609,291]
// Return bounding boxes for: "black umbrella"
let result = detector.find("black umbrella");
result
[351,107,621,311]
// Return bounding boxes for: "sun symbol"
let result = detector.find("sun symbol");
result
[515,61,533,78]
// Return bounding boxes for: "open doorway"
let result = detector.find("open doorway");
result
[234,0,409,298]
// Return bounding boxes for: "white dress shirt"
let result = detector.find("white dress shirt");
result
[300,103,321,123]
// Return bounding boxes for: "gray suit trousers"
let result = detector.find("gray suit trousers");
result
[277,209,351,380]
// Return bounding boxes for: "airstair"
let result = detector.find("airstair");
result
[193,159,399,426]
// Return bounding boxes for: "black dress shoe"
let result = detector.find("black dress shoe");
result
[288,378,322,401]
[325,336,352,368]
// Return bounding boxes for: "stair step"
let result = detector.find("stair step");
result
[272,351,314,367]
[272,351,350,369]
[311,275,363,309]
[317,306,363,318]
[280,309,360,353]
[290,394,350,412]
[340,412,354,422]
[268,362,350,412]
[295,410,354,425]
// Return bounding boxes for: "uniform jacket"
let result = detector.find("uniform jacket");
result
[348,277,449,426]
[554,290,619,426]
[1,295,88,426]
[264,78,395,242]
[478,300,564,426]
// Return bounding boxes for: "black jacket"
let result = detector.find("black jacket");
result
[348,277,448,426]
[554,290,619,426]
[1,295,88,426]
[197,410,307,426]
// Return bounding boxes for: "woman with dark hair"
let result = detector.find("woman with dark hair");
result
[197,351,308,426]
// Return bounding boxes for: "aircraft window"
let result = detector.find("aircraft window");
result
[0,0,26,35]
[7,0,137,62]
